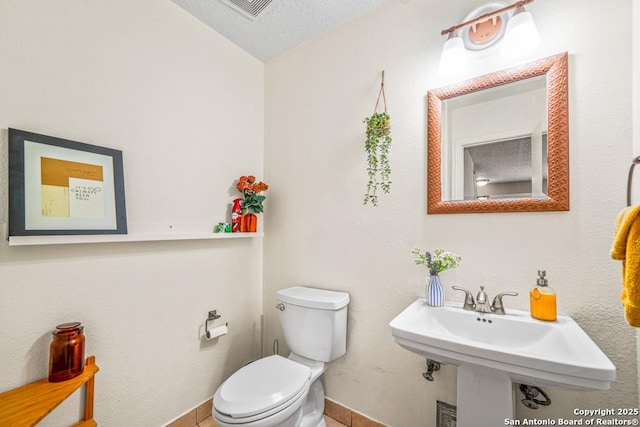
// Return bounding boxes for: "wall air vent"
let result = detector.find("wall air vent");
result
[218,0,275,20]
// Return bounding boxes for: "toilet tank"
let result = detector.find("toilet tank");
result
[276,286,350,363]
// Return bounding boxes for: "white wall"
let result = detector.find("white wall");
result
[264,0,637,426]
[0,1,263,425]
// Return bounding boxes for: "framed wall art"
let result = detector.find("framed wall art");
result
[8,128,127,236]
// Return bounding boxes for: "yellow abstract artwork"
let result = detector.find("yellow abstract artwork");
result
[40,157,104,218]
[41,185,70,217]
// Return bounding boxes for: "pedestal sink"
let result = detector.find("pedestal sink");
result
[389,299,616,426]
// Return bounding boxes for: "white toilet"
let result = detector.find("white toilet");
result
[213,286,350,427]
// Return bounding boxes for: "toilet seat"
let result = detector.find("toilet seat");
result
[213,355,311,423]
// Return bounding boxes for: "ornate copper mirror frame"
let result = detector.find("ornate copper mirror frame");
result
[427,52,569,214]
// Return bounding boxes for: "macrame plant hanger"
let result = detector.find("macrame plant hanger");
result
[363,70,392,206]
[374,70,387,114]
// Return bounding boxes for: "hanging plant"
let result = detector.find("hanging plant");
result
[364,71,392,206]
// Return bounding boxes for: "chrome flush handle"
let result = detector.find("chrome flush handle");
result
[275,303,285,311]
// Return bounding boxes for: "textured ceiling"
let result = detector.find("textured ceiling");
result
[171,0,386,62]
[467,137,536,183]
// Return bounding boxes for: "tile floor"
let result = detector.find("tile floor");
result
[166,400,213,427]
[324,414,348,427]
[193,415,344,427]
[197,417,216,427]
[323,398,386,427]
[167,398,383,427]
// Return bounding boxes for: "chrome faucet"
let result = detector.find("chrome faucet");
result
[474,285,492,313]
[452,286,518,315]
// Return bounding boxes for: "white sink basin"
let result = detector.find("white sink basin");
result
[390,298,616,390]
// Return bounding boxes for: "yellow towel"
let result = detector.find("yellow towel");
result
[611,205,640,327]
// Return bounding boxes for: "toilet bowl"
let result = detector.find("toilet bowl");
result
[213,286,350,427]
[213,355,311,427]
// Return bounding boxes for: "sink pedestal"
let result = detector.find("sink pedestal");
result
[457,365,514,426]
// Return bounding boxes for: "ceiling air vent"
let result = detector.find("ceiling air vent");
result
[218,0,275,20]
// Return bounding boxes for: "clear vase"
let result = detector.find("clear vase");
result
[425,274,445,307]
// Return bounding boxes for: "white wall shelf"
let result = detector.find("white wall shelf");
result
[8,232,263,246]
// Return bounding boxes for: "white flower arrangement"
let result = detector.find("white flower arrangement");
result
[412,247,462,276]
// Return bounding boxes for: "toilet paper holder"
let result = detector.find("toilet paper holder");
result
[205,310,228,339]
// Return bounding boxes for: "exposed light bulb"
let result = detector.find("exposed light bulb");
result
[438,32,468,76]
[476,178,490,187]
[501,6,540,59]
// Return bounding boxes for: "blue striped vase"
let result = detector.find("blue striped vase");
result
[425,274,445,307]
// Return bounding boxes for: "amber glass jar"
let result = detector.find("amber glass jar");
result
[48,322,85,382]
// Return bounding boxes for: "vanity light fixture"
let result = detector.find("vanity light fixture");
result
[438,31,469,76]
[438,0,539,74]
[500,4,540,58]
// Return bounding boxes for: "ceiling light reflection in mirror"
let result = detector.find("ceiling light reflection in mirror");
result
[440,75,547,202]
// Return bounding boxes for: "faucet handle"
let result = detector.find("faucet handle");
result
[452,286,476,311]
[476,285,488,304]
[491,292,519,315]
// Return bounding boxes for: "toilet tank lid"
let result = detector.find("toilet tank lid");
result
[276,286,350,310]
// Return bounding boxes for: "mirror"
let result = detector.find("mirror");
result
[427,52,569,214]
